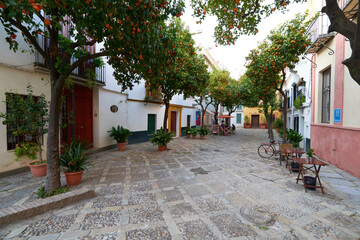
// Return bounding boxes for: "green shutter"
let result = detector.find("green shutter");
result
[148,114,156,134]
[236,114,242,124]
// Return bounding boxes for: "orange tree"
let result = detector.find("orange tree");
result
[190,0,304,45]
[207,69,231,124]
[0,0,183,193]
[220,78,243,126]
[240,75,280,141]
[190,0,360,86]
[142,19,209,130]
[244,14,310,141]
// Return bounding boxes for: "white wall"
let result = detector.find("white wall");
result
[283,58,312,148]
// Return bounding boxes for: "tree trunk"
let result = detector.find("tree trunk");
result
[36,135,43,164]
[280,90,287,142]
[201,107,206,128]
[214,103,219,125]
[45,72,64,193]
[265,114,274,141]
[163,99,170,130]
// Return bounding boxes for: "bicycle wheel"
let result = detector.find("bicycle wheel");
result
[258,144,275,158]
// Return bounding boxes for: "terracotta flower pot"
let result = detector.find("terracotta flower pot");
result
[200,135,205,140]
[64,171,83,186]
[192,135,196,139]
[186,134,190,139]
[158,145,166,151]
[28,161,47,178]
[117,142,127,151]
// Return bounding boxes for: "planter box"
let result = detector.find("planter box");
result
[244,123,251,128]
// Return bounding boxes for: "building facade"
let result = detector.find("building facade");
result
[307,0,360,178]
[283,59,312,150]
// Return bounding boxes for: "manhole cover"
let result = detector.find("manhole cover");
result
[199,148,208,151]
[190,167,210,175]
[214,149,222,152]
[240,207,275,226]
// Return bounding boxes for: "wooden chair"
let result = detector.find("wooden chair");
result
[280,144,293,169]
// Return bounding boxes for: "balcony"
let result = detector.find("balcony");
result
[305,14,335,54]
[34,35,106,85]
[145,87,162,103]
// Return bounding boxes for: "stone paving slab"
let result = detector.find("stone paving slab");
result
[1,129,360,239]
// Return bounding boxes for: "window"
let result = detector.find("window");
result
[286,91,291,108]
[322,68,331,123]
[294,116,299,133]
[5,94,41,150]
[236,114,242,124]
[237,105,243,110]
[147,114,156,134]
[293,84,297,102]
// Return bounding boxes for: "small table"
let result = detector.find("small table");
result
[283,149,306,171]
[294,158,328,194]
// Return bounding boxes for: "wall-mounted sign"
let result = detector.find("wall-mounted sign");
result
[334,108,341,123]
[196,111,201,126]
[110,105,118,113]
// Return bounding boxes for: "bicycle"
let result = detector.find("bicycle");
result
[257,140,282,158]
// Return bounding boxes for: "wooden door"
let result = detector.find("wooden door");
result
[74,85,93,146]
[171,111,177,135]
[251,115,259,128]
[148,114,156,134]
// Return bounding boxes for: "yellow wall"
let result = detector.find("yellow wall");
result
[244,107,282,124]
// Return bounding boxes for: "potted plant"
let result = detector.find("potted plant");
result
[150,128,174,151]
[0,85,49,178]
[199,127,209,140]
[287,129,303,148]
[108,125,131,151]
[184,127,192,139]
[191,128,198,139]
[306,148,316,162]
[60,139,92,186]
[244,116,251,128]
[273,118,283,133]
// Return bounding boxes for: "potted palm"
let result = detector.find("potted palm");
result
[150,128,174,151]
[244,116,251,128]
[199,127,209,140]
[184,127,192,139]
[287,129,303,148]
[108,125,131,151]
[306,148,316,162]
[191,128,198,139]
[0,85,49,178]
[60,139,92,186]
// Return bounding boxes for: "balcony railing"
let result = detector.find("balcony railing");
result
[34,35,106,85]
[305,14,335,54]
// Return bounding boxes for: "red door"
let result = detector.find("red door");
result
[171,111,177,135]
[74,85,93,146]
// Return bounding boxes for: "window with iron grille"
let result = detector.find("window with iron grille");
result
[5,94,43,150]
[321,68,331,123]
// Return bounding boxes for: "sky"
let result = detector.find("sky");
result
[181,1,309,79]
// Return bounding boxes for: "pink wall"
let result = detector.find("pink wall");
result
[334,35,345,126]
[311,124,360,178]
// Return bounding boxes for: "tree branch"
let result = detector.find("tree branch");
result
[5,16,47,60]
[70,39,97,51]
[60,51,109,82]
[322,0,356,45]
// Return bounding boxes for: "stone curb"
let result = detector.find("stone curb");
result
[0,187,95,226]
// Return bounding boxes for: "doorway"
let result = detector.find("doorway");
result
[171,111,177,135]
[251,115,259,128]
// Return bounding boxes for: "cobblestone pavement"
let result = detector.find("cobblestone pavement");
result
[1,128,360,239]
